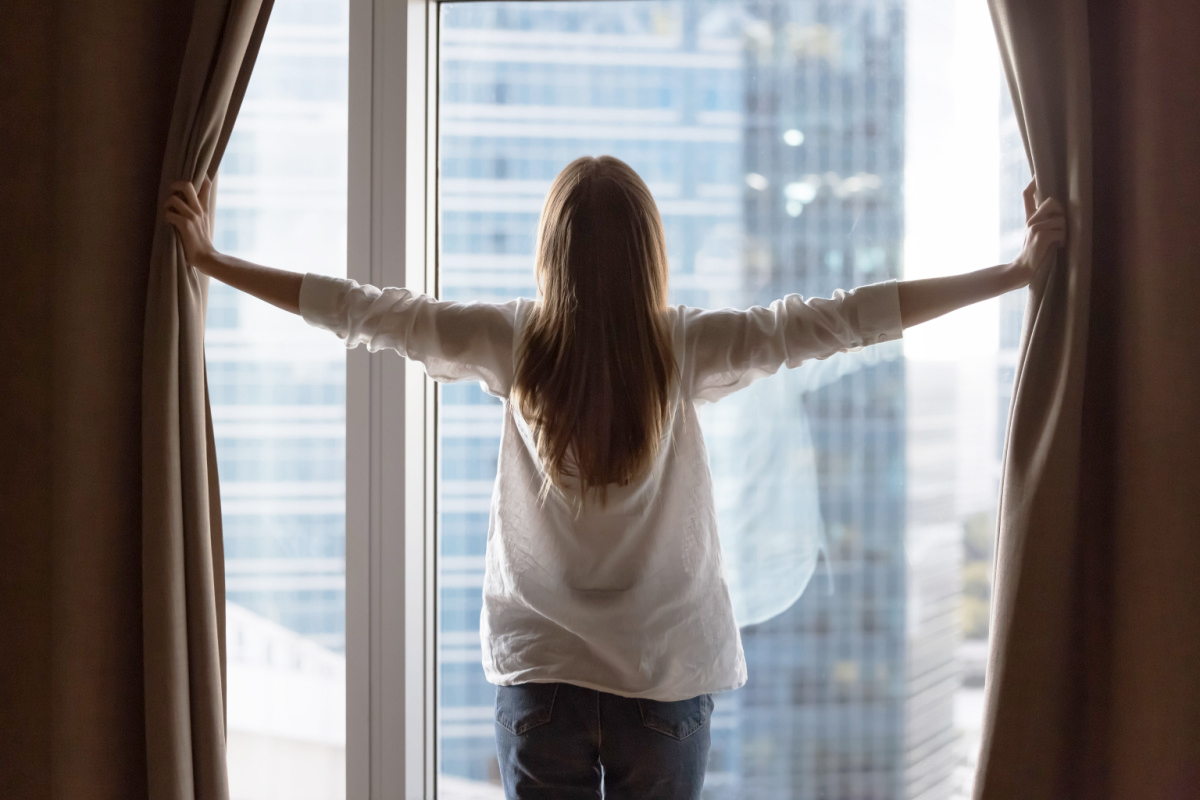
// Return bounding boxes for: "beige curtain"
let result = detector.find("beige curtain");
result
[981,0,1200,797]
[979,0,1095,797]
[0,0,269,797]
[142,0,274,797]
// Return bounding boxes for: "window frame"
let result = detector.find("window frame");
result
[346,0,438,797]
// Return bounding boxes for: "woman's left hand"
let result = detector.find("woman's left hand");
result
[1010,180,1067,287]
[164,175,217,270]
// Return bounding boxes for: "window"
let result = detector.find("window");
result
[206,0,349,797]
[431,2,1026,799]
[204,0,1029,795]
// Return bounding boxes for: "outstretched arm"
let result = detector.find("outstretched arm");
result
[163,176,302,315]
[166,175,521,396]
[897,181,1066,329]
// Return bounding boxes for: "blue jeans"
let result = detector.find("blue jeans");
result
[494,682,713,800]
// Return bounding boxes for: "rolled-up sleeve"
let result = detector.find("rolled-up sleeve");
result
[299,272,521,398]
[682,279,903,404]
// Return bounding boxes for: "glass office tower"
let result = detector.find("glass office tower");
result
[731,3,917,798]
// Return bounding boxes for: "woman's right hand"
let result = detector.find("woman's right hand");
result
[164,176,217,271]
[1009,180,1067,287]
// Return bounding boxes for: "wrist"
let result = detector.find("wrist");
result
[193,248,220,275]
[1002,259,1032,291]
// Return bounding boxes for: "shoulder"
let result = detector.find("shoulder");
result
[511,297,537,328]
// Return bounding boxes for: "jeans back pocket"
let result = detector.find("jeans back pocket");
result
[495,682,560,735]
[636,693,714,741]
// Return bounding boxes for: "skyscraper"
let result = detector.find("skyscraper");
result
[731,3,924,798]
[211,0,350,655]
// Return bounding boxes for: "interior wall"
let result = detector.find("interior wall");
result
[0,1,56,795]
[0,1,192,797]
[1091,0,1200,794]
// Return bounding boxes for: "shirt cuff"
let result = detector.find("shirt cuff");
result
[299,272,354,335]
[851,279,904,345]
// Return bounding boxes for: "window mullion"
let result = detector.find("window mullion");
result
[347,0,435,798]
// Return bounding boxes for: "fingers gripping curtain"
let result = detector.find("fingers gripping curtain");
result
[141,1,273,797]
[978,2,1095,798]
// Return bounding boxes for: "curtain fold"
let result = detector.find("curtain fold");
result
[141,1,273,797]
[979,1,1095,798]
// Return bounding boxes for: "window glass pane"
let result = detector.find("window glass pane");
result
[435,2,1025,798]
[207,0,349,797]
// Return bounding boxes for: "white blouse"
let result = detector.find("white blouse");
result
[299,272,904,701]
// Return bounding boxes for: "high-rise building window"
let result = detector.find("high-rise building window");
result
[206,0,349,797]
[434,2,1024,799]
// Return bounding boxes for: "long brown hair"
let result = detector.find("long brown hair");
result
[514,155,677,503]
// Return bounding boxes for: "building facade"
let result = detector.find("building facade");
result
[209,0,350,655]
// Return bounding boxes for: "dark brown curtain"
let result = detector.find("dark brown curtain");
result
[980,0,1200,797]
[1087,0,1200,794]
[0,0,271,797]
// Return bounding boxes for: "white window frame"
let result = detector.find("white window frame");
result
[346,0,438,797]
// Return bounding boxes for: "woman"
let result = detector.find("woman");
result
[165,155,1065,799]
